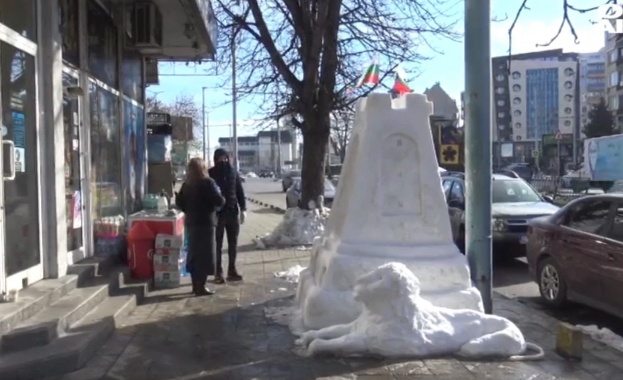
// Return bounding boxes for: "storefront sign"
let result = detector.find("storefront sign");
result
[14,147,25,172]
[12,112,25,148]
[542,133,573,146]
[147,112,171,126]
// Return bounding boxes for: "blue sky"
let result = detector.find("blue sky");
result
[148,0,607,148]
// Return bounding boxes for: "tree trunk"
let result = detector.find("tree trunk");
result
[300,119,330,209]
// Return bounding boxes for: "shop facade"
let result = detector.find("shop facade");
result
[0,0,216,296]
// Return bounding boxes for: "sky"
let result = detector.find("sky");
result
[147,0,608,149]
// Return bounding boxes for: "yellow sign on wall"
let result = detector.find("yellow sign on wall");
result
[440,144,459,164]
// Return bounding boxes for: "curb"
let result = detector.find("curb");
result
[246,196,286,214]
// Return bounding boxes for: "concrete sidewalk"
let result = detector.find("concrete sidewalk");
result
[52,203,623,380]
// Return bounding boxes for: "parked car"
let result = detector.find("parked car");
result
[441,172,559,256]
[526,194,623,318]
[282,170,301,192]
[607,180,623,194]
[286,178,336,208]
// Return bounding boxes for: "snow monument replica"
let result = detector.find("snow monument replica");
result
[295,93,484,330]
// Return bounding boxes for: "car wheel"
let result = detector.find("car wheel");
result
[537,257,567,307]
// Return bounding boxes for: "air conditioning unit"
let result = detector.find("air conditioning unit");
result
[131,2,163,48]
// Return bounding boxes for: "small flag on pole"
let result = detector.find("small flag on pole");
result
[355,55,380,88]
[392,65,412,95]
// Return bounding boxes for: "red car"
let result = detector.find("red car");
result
[526,194,623,318]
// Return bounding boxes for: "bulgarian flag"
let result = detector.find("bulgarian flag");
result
[392,65,412,95]
[355,55,380,88]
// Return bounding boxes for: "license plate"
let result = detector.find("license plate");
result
[519,235,528,244]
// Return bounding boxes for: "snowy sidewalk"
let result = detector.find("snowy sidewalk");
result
[54,203,623,380]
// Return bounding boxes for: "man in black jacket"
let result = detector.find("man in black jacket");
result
[208,148,246,283]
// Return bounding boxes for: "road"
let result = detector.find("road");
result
[243,177,623,336]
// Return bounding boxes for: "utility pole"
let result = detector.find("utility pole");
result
[184,117,189,167]
[276,119,282,176]
[464,0,493,313]
[231,30,239,170]
[202,86,207,162]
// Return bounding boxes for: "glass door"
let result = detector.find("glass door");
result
[0,27,43,292]
[63,70,85,262]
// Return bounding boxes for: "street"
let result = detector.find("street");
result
[243,176,623,337]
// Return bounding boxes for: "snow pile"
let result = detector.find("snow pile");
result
[575,325,623,352]
[296,262,527,358]
[255,207,330,247]
[274,265,307,283]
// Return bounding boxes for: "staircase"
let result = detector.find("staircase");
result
[0,256,150,379]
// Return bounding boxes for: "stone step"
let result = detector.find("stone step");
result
[0,267,128,354]
[0,256,117,337]
[0,290,140,380]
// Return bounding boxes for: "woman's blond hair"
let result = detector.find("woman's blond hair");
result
[186,157,208,184]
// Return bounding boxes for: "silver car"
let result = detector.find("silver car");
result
[286,178,336,208]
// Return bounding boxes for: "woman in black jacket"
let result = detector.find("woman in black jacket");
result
[175,157,225,296]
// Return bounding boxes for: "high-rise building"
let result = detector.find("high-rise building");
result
[491,49,579,166]
[578,51,606,133]
[605,32,623,130]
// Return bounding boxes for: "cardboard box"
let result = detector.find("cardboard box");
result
[155,247,182,256]
[154,271,181,288]
[153,253,180,272]
[155,234,183,249]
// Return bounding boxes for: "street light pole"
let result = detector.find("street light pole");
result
[464,0,493,313]
[232,30,239,170]
[202,86,207,162]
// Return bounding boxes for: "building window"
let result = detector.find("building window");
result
[564,94,573,101]
[526,68,559,139]
[87,0,119,88]
[89,83,122,219]
[611,71,619,87]
[60,0,80,66]
[513,110,521,117]
[512,71,521,79]
[611,95,620,110]
[513,97,522,105]
[495,87,505,94]
[610,49,618,63]
[0,0,37,41]
[512,84,521,92]
[564,68,574,76]
[564,81,573,89]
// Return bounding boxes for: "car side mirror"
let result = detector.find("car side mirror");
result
[448,199,464,209]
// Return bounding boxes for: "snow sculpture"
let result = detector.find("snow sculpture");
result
[295,93,483,330]
[297,263,530,358]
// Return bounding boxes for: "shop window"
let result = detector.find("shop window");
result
[87,0,118,88]
[121,50,144,103]
[63,73,83,251]
[0,1,37,41]
[123,99,146,213]
[89,83,122,218]
[0,42,41,275]
[59,0,80,66]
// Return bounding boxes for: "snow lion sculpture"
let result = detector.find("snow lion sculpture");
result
[296,262,542,360]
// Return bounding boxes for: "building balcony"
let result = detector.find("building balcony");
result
[113,0,218,60]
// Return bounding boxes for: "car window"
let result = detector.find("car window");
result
[608,206,623,242]
[442,180,453,199]
[564,200,612,236]
[324,179,335,191]
[449,181,464,202]
[492,179,541,203]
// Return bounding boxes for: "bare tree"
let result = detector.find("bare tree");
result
[211,0,459,208]
[508,0,613,59]
[330,108,355,163]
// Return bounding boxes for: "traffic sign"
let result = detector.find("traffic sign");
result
[555,131,562,140]
[532,149,539,158]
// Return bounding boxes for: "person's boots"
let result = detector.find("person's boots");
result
[227,267,243,282]
[192,281,215,296]
[214,270,226,284]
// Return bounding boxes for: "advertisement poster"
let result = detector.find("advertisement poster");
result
[72,191,82,229]
[14,147,25,172]
[123,100,146,213]
[585,135,623,181]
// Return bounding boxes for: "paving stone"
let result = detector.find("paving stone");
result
[67,202,623,380]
